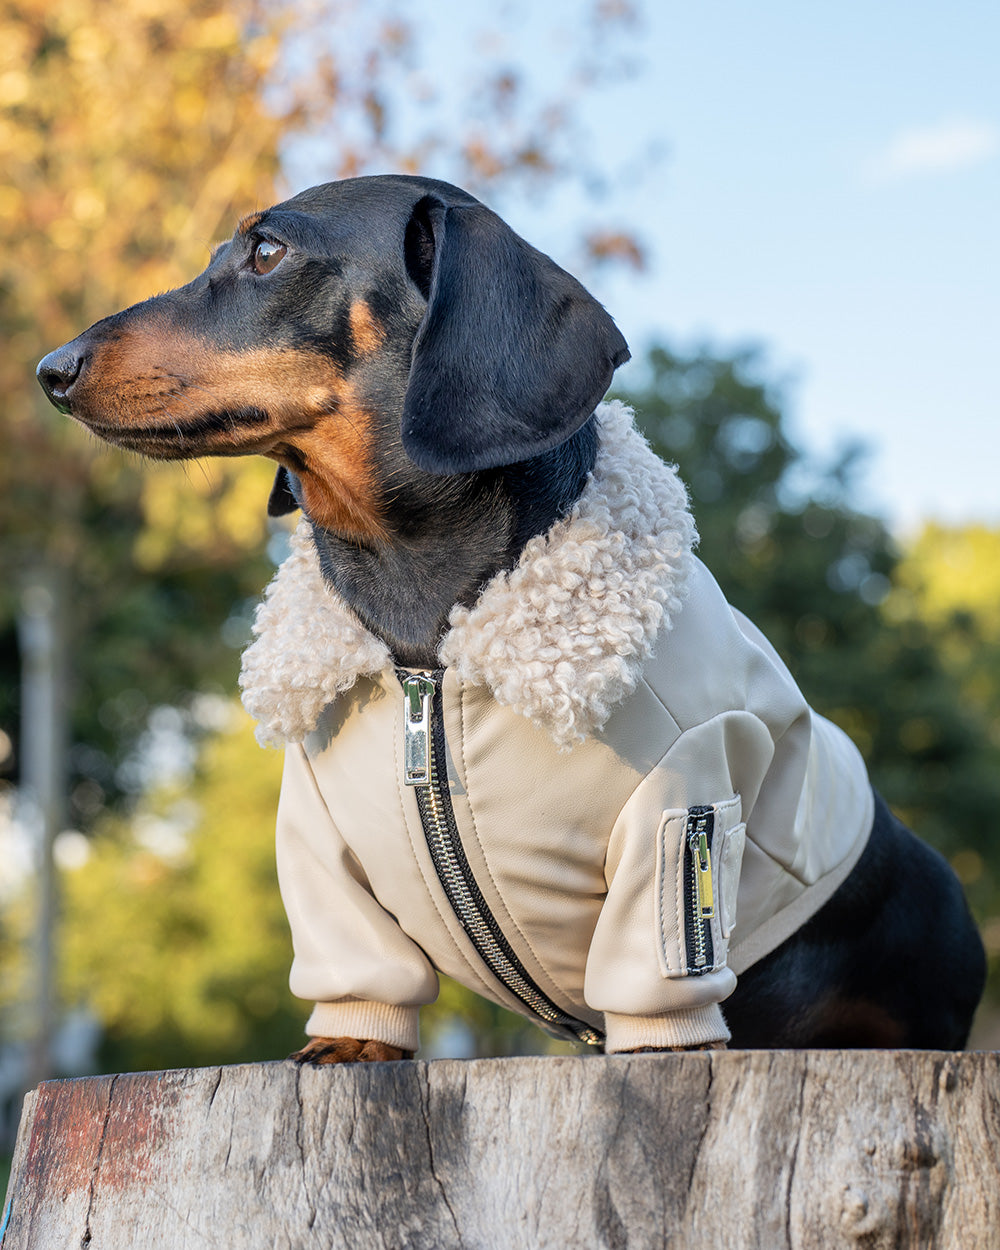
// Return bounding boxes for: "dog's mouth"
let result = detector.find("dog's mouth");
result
[40,326,388,538]
[43,329,355,458]
[72,409,283,460]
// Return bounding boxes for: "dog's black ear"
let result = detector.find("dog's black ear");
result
[401,196,630,475]
[267,466,300,517]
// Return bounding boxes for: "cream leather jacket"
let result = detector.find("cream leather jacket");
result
[241,403,873,1052]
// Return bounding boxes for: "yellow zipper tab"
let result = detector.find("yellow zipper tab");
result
[691,830,715,920]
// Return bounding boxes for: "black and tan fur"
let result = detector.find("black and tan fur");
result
[38,175,985,1062]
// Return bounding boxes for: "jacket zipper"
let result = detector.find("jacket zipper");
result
[685,806,716,973]
[400,669,604,1048]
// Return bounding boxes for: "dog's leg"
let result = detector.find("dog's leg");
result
[290,1037,413,1065]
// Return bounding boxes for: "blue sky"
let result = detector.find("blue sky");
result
[390,1,999,533]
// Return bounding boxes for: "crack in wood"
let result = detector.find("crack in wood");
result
[293,1065,318,1232]
[206,1067,223,1113]
[419,1065,464,1248]
[784,1056,808,1249]
[81,1074,118,1249]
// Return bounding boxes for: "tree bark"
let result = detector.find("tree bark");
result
[3,1052,999,1249]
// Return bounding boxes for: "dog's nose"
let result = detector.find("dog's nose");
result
[37,345,86,413]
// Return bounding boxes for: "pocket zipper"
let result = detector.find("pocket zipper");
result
[400,669,604,1048]
[685,806,716,973]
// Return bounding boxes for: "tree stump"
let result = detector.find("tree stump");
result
[2,1051,999,1248]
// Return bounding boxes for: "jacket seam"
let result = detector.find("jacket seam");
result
[636,674,684,737]
[642,709,806,884]
[742,826,812,883]
[608,709,768,865]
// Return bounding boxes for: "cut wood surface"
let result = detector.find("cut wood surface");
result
[3,1051,999,1249]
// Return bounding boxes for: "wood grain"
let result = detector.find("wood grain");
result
[3,1052,999,1248]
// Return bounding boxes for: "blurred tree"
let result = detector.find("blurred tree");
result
[0,0,293,824]
[886,522,1000,997]
[0,0,649,1079]
[889,523,1000,730]
[622,344,1000,900]
[59,708,297,1071]
[0,0,298,1087]
[893,525,1000,635]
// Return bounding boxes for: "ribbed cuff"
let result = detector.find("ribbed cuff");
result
[305,1000,421,1052]
[603,1004,730,1052]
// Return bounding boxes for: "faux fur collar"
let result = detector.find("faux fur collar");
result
[240,401,696,748]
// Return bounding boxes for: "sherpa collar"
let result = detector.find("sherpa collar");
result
[240,401,697,749]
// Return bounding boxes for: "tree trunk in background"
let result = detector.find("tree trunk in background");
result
[16,564,69,1091]
[4,1052,1000,1248]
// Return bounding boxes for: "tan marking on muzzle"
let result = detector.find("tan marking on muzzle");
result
[72,324,386,542]
[73,327,340,442]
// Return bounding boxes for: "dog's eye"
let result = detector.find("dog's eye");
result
[253,240,287,275]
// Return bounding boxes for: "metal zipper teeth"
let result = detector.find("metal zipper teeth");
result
[405,669,604,1048]
[685,807,715,974]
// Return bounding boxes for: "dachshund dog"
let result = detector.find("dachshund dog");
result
[38,175,985,1060]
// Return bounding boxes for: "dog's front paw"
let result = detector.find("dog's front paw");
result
[289,1036,413,1064]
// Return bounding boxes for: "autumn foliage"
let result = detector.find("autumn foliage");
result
[5,1,998,1072]
[0,0,652,1071]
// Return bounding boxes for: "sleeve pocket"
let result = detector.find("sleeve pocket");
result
[717,821,746,942]
[655,796,745,979]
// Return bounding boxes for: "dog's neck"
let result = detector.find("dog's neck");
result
[307,419,598,668]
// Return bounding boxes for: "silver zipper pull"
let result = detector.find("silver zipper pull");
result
[401,673,436,786]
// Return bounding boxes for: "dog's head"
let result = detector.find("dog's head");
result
[37,175,629,538]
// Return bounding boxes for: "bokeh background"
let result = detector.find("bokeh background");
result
[2,0,998,1168]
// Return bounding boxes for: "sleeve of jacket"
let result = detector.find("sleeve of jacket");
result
[276,743,439,1052]
[584,710,777,1052]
